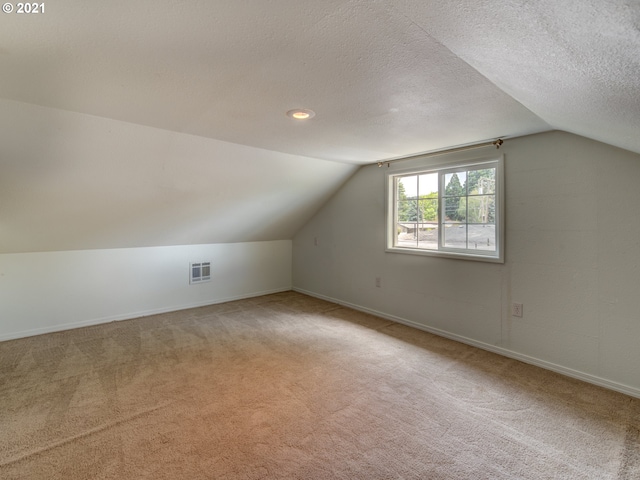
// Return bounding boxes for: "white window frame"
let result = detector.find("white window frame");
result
[385,153,504,263]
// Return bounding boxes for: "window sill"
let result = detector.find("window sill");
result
[385,246,504,263]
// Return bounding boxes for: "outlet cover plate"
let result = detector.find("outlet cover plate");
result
[512,303,523,317]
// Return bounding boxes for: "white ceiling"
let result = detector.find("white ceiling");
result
[4,0,637,165]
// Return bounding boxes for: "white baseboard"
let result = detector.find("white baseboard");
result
[293,287,640,400]
[0,287,291,342]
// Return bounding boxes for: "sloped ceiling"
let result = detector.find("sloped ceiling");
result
[1,0,638,163]
[1,0,639,253]
[393,0,640,157]
[0,99,358,253]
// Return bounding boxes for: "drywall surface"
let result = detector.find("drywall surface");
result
[293,131,640,397]
[0,99,357,254]
[0,240,291,341]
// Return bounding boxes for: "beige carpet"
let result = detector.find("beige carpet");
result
[1,291,639,479]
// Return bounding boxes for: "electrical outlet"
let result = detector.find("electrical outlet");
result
[512,303,523,318]
[314,237,319,246]
[375,277,382,288]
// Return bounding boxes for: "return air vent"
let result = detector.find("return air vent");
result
[189,262,211,284]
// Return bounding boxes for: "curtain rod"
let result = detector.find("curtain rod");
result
[376,138,504,168]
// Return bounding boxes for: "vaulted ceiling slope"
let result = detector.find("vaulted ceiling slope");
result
[0,99,358,254]
[1,0,638,164]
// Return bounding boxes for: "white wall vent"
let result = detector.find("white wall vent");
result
[190,262,211,284]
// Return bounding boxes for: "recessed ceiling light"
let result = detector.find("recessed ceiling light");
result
[286,109,315,120]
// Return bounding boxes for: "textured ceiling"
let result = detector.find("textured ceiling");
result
[2,0,637,163]
[394,0,640,158]
[1,1,638,164]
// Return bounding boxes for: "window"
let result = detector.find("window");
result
[386,155,504,262]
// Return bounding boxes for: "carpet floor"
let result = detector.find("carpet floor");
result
[0,291,639,479]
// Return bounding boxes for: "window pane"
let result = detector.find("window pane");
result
[417,223,438,250]
[444,224,467,249]
[468,224,496,251]
[397,175,417,200]
[397,200,416,222]
[419,198,438,222]
[444,172,466,196]
[467,168,496,195]
[396,223,418,247]
[467,195,495,224]
[418,173,438,197]
[444,196,464,222]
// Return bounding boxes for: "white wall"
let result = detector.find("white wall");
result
[293,131,640,398]
[0,240,291,341]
